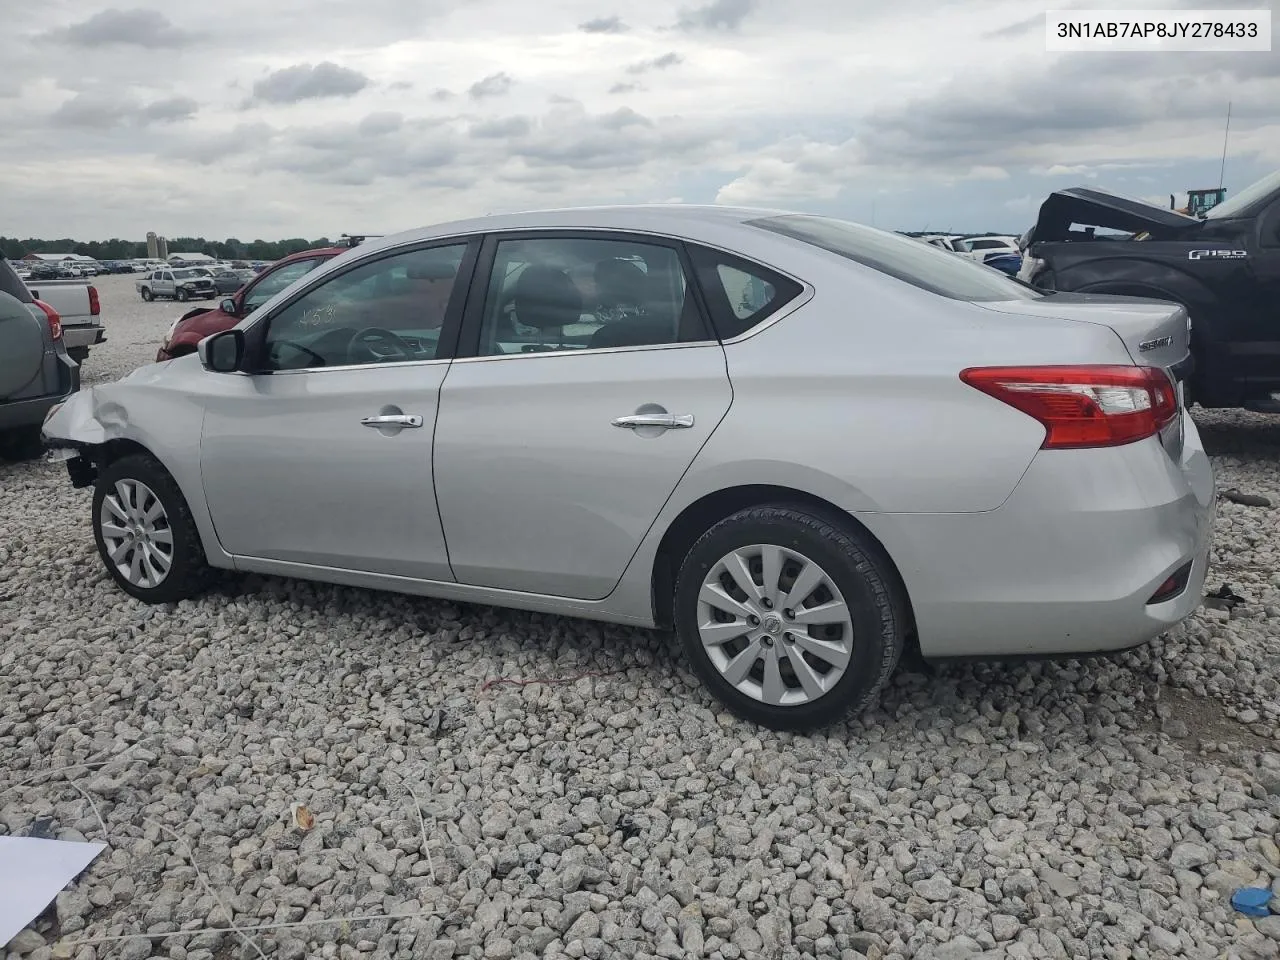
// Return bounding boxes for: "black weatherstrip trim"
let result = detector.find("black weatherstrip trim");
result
[456,234,501,360]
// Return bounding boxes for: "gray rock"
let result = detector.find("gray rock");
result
[6,929,46,953]
[421,939,457,960]
[1169,842,1214,870]
[991,915,1019,942]
[1039,867,1080,899]
[913,874,953,902]
[1256,915,1280,941]
[296,860,335,887]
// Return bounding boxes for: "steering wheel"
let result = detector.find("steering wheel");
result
[347,327,413,363]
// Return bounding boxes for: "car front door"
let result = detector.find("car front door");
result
[198,239,478,580]
[432,231,733,600]
[159,271,175,297]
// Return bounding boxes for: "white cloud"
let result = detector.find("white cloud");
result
[1,0,1278,239]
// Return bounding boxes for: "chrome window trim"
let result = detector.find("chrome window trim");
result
[263,357,452,376]
[450,339,721,365]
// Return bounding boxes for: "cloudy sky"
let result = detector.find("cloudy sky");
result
[2,0,1277,240]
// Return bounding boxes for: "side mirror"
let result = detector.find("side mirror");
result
[198,329,245,373]
[220,298,238,315]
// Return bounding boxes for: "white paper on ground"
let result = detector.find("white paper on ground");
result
[0,836,107,947]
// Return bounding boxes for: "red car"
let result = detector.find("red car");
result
[156,246,346,361]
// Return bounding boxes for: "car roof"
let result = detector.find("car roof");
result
[353,204,800,257]
[276,246,347,263]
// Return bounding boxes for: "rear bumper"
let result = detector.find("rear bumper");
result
[0,353,80,431]
[865,409,1215,658]
[62,324,106,349]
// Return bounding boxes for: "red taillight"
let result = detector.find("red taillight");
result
[960,365,1178,449]
[88,285,100,316]
[34,299,62,341]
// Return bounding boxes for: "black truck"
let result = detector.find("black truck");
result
[1019,169,1280,411]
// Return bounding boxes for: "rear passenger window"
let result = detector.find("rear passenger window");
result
[688,246,802,340]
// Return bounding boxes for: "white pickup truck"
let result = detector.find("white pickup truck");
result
[135,267,217,302]
[22,278,105,365]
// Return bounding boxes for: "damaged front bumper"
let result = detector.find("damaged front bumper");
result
[41,389,110,488]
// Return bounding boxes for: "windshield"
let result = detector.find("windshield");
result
[1205,169,1280,220]
[751,214,1040,302]
[174,269,209,279]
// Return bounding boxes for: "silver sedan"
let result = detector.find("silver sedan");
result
[42,205,1215,730]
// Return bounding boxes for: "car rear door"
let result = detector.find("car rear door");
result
[432,230,732,601]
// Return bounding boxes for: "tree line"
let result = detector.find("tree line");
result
[1,236,335,262]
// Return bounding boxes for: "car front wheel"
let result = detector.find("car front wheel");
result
[176,288,189,302]
[92,454,212,603]
[674,504,905,731]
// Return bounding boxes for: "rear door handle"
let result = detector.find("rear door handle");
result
[361,414,423,428]
[612,413,695,429]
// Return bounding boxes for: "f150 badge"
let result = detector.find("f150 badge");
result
[1188,249,1247,260]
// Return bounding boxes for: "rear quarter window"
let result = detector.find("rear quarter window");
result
[0,260,33,303]
[749,214,1039,302]
[687,245,803,340]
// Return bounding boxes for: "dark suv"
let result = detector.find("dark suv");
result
[0,260,78,459]
[157,245,351,361]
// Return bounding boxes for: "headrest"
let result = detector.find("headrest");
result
[594,257,649,306]
[513,265,582,329]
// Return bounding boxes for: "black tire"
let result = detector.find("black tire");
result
[92,453,212,603]
[0,426,45,462]
[674,504,904,731]
[67,346,89,365]
[176,288,189,302]
[141,288,154,302]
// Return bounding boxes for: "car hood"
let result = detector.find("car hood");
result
[1026,187,1200,244]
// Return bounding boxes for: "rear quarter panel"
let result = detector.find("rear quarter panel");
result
[685,257,1135,515]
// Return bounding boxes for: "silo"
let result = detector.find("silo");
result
[146,232,158,259]
[157,236,169,259]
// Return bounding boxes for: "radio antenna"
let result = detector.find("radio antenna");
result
[1218,101,1232,190]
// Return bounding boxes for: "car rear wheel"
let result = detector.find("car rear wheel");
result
[92,454,212,603]
[140,288,154,301]
[674,505,904,731]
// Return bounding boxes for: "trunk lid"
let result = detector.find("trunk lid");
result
[976,293,1191,456]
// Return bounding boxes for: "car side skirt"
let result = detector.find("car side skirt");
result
[229,555,657,627]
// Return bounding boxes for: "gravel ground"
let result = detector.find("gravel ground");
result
[2,273,1279,960]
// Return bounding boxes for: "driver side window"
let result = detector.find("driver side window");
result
[261,244,467,371]
[243,258,324,313]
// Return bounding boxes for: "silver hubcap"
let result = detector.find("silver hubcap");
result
[100,479,174,588]
[697,544,855,707]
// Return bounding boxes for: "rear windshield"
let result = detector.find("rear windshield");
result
[0,260,33,303]
[749,214,1040,302]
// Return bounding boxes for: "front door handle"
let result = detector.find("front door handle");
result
[612,413,695,430]
[361,414,423,428]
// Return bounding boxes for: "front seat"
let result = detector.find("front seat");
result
[511,265,582,345]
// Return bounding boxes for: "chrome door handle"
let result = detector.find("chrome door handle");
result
[361,414,423,428]
[611,413,695,429]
